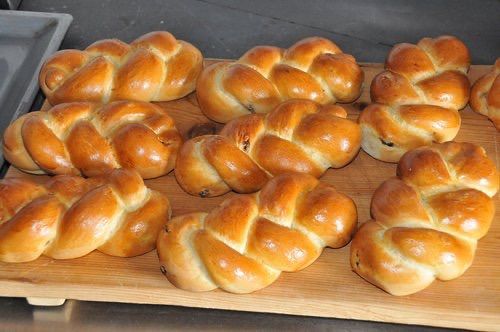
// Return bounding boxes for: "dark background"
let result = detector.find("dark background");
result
[2,0,499,330]
[20,0,500,64]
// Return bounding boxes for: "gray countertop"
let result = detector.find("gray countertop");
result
[3,0,498,330]
[19,0,500,64]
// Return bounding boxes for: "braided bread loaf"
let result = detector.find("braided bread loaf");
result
[3,101,182,179]
[196,37,364,123]
[158,173,357,293]
[175,99,361,197]
[0,169,170,263]
[350,142,499,296]
[470,59,500,130]
[359,36,471,162]
[40,31,203,105]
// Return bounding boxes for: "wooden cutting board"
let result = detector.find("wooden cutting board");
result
[1,62,498,331]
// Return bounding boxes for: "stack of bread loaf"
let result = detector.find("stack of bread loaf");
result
[0,29,498,302]
[1,31,202,262]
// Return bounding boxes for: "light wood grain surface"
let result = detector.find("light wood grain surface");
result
[1,62,498,331]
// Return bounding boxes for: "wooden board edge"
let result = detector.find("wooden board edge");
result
[0,281,496,331]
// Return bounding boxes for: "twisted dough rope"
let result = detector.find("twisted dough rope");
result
[3,101,182,179]
[175,99,361,197]
[350,142,499,296]
[470,58,500,130]
[359,36,471,162]
[0,169,171,263]
[158,173,357,293]
[196,37,364,123]
[39,31,203,105]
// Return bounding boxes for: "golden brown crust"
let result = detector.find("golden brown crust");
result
[39,31,203,105]
[350,142,499,295]
[3,101,182,179]
[359,36,471,162]
[157,173,357,293]
[196,37,364,123]
[0,169,170,263]
[175,99,361,197]
[470,58,500,130]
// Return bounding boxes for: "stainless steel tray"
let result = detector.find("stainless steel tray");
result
[0,10,72,167]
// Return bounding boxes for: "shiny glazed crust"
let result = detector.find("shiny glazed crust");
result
[196,37,364,123]
[350,142,499,295]
[3,101,182,179]
[0,168,171,263]
[39,31,203,105]
[359,36,471,162]
[470,58,500,130]
[175,99,361,197]
[157,173,357,293]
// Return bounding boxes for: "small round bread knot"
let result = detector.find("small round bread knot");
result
[175,99,361,197]
[350,142,499,296]
[157,173,357,293]
[39,31,203,105]
[196,37,364,123]
[359,36,471,162]
[0,168,171,263]
[3,101,182,179]
[470,58,500,130]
